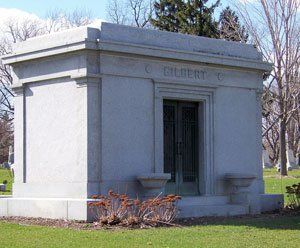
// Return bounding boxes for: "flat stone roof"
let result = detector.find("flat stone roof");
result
[2,22,272,72]
[99,23,262,61]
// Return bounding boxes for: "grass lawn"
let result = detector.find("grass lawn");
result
[264,168,300,204]
[0,168,13,196]
[0,215,299,248]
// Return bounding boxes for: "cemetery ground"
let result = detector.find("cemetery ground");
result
[0,168,299,247]
[0,214,299,248]
[264,168,300,203]
[0,168,12,196]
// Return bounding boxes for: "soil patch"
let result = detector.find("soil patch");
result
[1,211,299,230]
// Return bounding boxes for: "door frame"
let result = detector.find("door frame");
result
[153,81,215,195]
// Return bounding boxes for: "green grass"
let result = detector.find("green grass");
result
[0,216,299,248]
[263,168,300,204]
[0,168,13,195]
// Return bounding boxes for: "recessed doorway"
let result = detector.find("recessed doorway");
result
[163,100,200,195]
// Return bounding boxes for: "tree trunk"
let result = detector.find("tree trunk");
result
[279,119,287,176]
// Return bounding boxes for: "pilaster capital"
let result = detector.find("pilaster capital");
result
[71,73,101,88]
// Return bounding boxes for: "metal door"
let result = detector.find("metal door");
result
[163,100,199,195]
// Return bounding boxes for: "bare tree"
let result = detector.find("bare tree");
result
[106,0,154,28]
[236,0,300,175]
[0,9,93,119]
[45,8,93,33]
[106,0,129,25]
[0,9,93,161]
[0,17,44,123]
[0,115,13,163]
[262,86,280,165]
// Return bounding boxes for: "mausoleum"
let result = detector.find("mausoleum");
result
[0,23,283,220]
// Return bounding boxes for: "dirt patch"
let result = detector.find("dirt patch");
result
[0,216,96,230]
[0,211,299,230]
[0,216,168,230]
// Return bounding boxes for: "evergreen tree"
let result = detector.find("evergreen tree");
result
[181,0,220,38]
[151,0,220,38]
[150,0,185,33]
[218,6,248,43]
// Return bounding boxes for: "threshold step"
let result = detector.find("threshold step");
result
[178,204,249,218]
[178,196,229,206]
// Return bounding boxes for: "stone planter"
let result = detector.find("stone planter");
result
[0,184,6,192]
[225,173,256,205]
[137,173,171,197]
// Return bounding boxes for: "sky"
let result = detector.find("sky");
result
[0,0,237,23]
[0,0,109,20]
[0,0,260,37]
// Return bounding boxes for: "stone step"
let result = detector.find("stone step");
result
[178,203,249,218]
[178,195,229,206]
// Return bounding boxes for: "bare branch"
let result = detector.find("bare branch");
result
[106,0,154,28]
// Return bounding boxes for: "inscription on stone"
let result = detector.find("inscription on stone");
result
[145,64,152,73]
[217,73,224,81]
[163,66,207,80]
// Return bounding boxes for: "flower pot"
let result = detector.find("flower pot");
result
[225,173,256,188]
[137,173,171,197]
[225,173,256,205]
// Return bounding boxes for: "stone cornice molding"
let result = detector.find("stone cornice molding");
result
[2,38,272,73]
[98,40,272,72]
[11,84,24,96]
[9,73,102,90]
[1,39,98,65]
[1,23,272,73]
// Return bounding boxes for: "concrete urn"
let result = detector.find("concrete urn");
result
[225,173,256,205]
[137,173,171,197]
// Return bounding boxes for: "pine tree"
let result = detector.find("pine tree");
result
[218,6,248,43]
[151,0,220,38]
[181,0,220,38]
[150,0,185,33]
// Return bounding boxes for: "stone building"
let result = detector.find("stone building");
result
[0,23,283,220]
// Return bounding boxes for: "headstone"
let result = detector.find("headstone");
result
[0,184,6,192]
[276,162,291,171]
[2,162,10,169]
[276,162,281,172]
[8,145,14,165]
[287,149,298,169]
[262,150,272,168]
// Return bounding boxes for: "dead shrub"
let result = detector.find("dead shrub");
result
[88,190,181,227]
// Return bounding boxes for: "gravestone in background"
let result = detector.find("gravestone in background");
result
[262,150,273,169]
[287,149,299,169]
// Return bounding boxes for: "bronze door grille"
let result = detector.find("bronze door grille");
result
[163,100,199,195]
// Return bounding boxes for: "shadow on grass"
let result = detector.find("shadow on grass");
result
[178,213,300,231]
